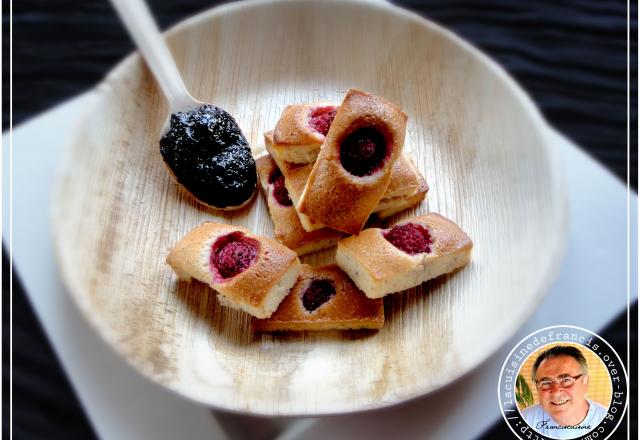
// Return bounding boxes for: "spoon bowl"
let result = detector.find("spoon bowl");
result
[110,0,257,210]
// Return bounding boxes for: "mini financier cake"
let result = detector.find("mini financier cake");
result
[255,155,344,255]
[263,133,325,231]
[167,222,302,318]
[266,131,428,227]
[297,89,408,234]
[336,213,472,298]
[252,264,384,332]
[375,182,429,219]
[375,155,429,219]
[272,103,338,164]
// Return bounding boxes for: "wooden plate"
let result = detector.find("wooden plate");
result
[52,0,566,415]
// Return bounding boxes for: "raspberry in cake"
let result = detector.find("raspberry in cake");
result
[268,168,293,207]
[302,279,337,312]
[210,232,259,279]
[383,223,432,255]
[308,106,337,136]
[339,127,388,177]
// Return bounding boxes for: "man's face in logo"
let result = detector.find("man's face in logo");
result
[536,355,589,424]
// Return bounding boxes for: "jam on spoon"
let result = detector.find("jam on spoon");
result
[111,0,256,210]
[160,105,256,209]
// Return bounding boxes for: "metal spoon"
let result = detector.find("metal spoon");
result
[110,0,256,210]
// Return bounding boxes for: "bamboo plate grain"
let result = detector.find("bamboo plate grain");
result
[51,0,566,415]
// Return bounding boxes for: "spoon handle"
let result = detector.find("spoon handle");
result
[110,0,196,112]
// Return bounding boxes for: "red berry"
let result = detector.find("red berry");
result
[308,106,337,136]
[302,279,336,312]
[383,223,432,255]
[268,169,293,206]
[339,128,388,177]
[211,232,259,279]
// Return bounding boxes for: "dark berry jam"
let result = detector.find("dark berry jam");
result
[268,168,293,207]
[302,279,336,312]
[210,232,259,279]
[308,106,337,136]
[160,105,257,208]
[339,127,388,177]
[383,223,432,255]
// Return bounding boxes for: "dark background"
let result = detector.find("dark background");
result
[3,0,637,438]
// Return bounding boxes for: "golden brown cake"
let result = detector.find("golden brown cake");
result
[375,181,429,219]
[271,102,338,164]
[265,131,312,205]
[255,155,344,255]
[252,264,385,331]
[264,132,325,231]
[267,130,426,205]
[167,222,301,318]
[384,154,427,199]
[336,213,472,298]
[265,112,426,230]
[297,89,408,234]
